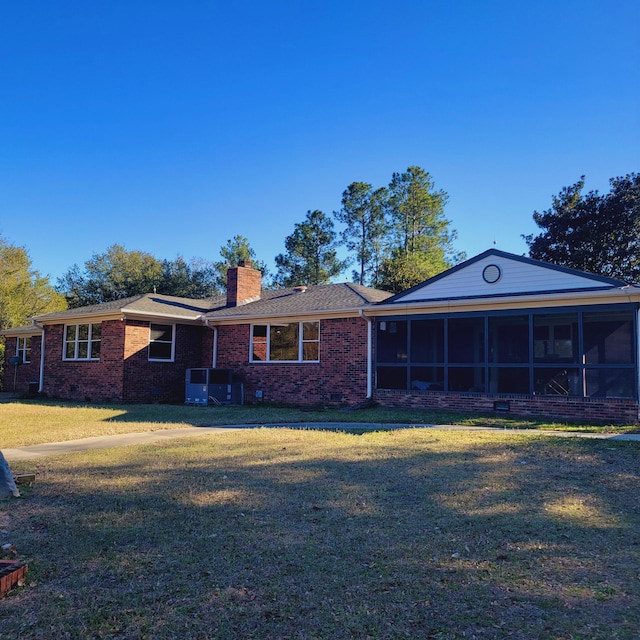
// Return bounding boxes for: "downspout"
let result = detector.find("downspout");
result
[205,319,218,368]
[358,309,373,399]
[637,307,640,418]
[34,323,45,393]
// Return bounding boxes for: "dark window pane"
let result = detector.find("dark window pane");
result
[533,367,581,396]
[66,325,76,341]
[270,323,298,361]
[90,340,101,359]
[78,324,89,340]
[411,319,444,363]
[489,367,530,394]
[303,342,319,361]
[150,324,173,342]
[448,318,485,363]
[253,325,267,339]
[303,322,319,340]
[489,315,529,363]
[449,367,485,392]
[91,323,101,339]
[533,314,578,363]
[376,366,408,390]
[584,311,633,364]
[377,321,408,363]
[149,342,172,360]
[410,367,444,391]
[65,342,75,359]
[586,368,635,398]
[77,342,88,359]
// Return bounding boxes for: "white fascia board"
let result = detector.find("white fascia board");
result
[123,311,205,324]
[36,311,125,325]
[204,308,364,326]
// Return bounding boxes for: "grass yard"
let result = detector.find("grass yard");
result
[1,426,639,639]
[0,397,637,449]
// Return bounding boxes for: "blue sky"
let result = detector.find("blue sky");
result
[1,1,638,285]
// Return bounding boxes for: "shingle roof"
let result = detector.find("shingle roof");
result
[0,324,43,337]
[34,293,227,323]
[205,283,392,319]
[25,284,391,326]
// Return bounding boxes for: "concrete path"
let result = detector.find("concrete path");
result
[3,422,640,462]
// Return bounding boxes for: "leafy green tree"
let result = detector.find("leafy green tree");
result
[159,256,220,298]
[524,173,640,281]
[0,236,67,386]
[378,166,464,292]
[334,182,388,286]
[57,244,164,307]
[0,236,67,329]
[213,235,270,291]
[274,210,347,287]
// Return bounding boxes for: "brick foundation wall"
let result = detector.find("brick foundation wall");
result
[374,389,640,425]
[213,317,370,406]
[42,321,126,402]
[2,336,42,394]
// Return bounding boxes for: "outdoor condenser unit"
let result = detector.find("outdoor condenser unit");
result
[185,368,243,406]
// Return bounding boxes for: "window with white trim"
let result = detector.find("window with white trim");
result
[16,337,31,363]
[250,321,320,362]
[149,323,175,361]
[64,323,101,360]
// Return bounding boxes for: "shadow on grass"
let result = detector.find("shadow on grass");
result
[2,429,639,639]
[6,397,639,435]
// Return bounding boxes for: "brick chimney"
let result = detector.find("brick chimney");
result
[226,260,262,307]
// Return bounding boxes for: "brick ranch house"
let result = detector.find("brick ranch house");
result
[3,250,640,423]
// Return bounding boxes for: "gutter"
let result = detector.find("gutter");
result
[358,309,373,399]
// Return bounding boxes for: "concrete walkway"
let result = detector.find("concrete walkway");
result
[3,423,640,462]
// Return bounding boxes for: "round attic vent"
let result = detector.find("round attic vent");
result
[482,264,502,284]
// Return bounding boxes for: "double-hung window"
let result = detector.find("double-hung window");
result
[16,337,31,363]
[149,323,175,361]
[64,323,101,360]
[250,321,320,362]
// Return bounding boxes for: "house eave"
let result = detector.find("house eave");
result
[34,310,125,325]
[204,307,366,326]
[123,311,205,325]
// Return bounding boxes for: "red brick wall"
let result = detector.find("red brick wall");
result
[41,321,126,402]
[226,264,262,307]
[374,389,640,425]
[2,335,42,394]
[213,317,370,405]
[122,320,207,403]
[33,320,206,404]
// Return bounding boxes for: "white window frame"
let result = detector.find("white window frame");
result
[63,323,101,361]
[250,321,320,363]
[16,337,31,363]
[149,323,176,362]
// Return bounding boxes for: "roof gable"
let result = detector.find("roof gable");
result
[386,249,631,304]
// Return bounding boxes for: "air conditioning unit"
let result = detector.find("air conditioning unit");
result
[185,369,243,406]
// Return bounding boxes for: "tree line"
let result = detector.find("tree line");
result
[55,165,467,307]
[1,169,638,331]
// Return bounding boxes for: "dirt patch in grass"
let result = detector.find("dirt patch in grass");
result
[1,428,639,639]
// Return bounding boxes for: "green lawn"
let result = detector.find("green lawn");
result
[0,397,637,449]
[1,420,639,639]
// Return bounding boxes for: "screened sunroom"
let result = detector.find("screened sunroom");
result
[375,304,637,400]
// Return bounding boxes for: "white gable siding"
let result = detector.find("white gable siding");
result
[397,254,613,302]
